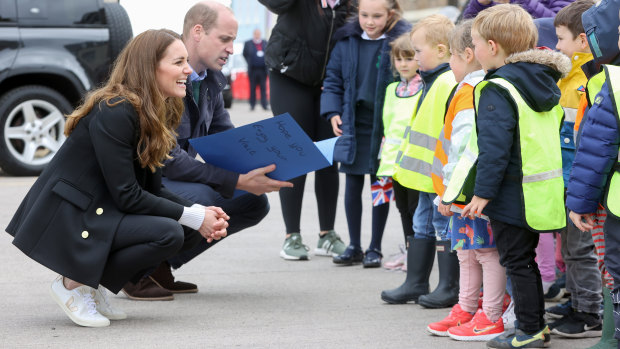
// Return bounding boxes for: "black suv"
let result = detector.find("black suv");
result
[0,0,132,175]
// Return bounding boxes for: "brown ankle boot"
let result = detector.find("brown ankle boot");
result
[149,262,198,294]
[122,277,174,301]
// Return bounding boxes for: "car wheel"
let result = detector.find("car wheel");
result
[104,2,133,59]
[0,86,72,176]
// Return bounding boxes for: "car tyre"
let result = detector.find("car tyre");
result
[0,85,72,176]
[104,2,133,59]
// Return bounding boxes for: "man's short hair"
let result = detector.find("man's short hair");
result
[183,1,231,38]
[554,0,596,39]
[473,4,537,56]
[410,14,454,48]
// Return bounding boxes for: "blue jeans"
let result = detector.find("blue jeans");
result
[412,192,449,241]
[162,178,270,269]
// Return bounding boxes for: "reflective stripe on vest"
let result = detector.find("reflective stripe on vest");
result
[443,78,566,231]
[431,82,478,198]
[393,70,457,192]
[377,83,421,177]
[602,65,620,218]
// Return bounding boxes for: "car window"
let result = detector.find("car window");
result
[17,0,104,27]
[0,0,17,25]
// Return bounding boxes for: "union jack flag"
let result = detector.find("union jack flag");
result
[371,176,394,206]
[577,85,585,92]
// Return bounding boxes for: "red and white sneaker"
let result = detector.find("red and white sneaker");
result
[502,293,511,312]
[427,304,474,336]
[447,309,504,341]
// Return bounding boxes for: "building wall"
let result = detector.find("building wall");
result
[231,1,272,44]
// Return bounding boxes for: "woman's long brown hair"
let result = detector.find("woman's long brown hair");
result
[64,29,185,172]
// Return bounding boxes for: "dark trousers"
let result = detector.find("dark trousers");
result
[100,214,202,293]
[491,219,545,333]
[603,211,620,340]
[249,68,268,109]
[162,178,270,268]
[270,71,339,234]
[561,215,602,313]
[344,174,390,251]
[392,179,418,243]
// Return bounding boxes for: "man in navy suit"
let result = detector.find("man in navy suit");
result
[243,29,269,111]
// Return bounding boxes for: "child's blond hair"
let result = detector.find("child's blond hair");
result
[472,4,537,56]
[410,14,454,49]
[449,19,474,55]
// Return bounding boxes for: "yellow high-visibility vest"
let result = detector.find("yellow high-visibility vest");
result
[376,82,421,177]
[392,70,457,192]
[602,65,620,218]
[443,78,566,232]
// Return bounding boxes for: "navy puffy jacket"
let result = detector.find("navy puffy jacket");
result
[566,82,620,214]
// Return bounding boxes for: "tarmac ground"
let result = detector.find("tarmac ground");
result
[0,102,599,348]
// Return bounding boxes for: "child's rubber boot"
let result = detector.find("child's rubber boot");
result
[417,240,459,308]
[380,237,435,304]
[587,289,618,349]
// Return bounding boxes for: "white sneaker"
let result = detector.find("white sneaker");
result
[502,299,516,331]
[91,286,127,320]
[49,276,110,327]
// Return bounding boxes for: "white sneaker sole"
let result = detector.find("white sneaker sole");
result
[314,248,338,257]
[280,250,309,260]
[49,286,110,327]
[98,310,127,321]
[447,331,503,341]
[551,328,602,338]
[426,327,449,336]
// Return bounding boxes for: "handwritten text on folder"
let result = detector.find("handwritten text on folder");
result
[188,113,338,181]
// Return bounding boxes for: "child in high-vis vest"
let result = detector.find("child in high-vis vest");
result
[380,14,458,307]
[543,0,606,340]
[321,0,411,267]
[567,2,620,346]
[426,19,507,342]
[459,4,570,348]
[376,33,422,271]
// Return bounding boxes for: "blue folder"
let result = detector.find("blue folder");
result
[188,113,337,181]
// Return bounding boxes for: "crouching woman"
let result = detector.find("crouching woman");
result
[5,29,229,327]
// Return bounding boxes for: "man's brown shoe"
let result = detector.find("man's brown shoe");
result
[149,262,198,294]
[122,277,174,301]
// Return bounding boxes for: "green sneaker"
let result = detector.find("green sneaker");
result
[280,233,309,260]
[315,230,346,256]
[486,325,550,348]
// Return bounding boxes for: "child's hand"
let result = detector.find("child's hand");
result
[462,195,490,220]
[569,210,595,232]
[438,201,453,217]
[330,115,343,136]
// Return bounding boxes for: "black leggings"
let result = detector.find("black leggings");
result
[270,72,339,234]
[392,179,418,243]
[344,174,389,251]
[99,214,198,293]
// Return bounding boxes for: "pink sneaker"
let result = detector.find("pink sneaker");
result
[447,309,504,341]
[383,245,406,270]
[427,304,474,336]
